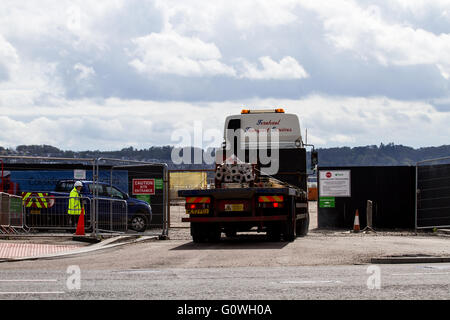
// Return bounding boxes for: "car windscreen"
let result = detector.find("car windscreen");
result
[55,181,74,192]
[105,186,125,199]
[88,184,107,196]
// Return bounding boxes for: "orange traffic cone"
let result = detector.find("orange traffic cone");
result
[353,209,360,233]
[75,207,85,236]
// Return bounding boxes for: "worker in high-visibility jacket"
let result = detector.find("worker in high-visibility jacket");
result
[68,181,83,226]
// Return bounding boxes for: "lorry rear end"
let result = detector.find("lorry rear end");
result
[180,185,308,242]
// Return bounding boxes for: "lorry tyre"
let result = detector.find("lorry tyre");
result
[191,223,208,243]
[283,218,296,242]
[296,213,309,237]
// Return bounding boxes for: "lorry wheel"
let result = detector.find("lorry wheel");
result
[296,213,310,237]
[283,219,296,242]
[191,223,208,243]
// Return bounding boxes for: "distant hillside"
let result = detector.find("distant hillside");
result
[0,145,202,170]
[1,143,450,167]
[313,143,450,167]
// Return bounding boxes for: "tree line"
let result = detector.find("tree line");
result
[1,143,450,167]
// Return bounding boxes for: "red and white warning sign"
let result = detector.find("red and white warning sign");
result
[319,170,351,197]
[132,179,155,195]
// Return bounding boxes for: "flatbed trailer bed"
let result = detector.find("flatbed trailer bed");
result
[179,187,303,198]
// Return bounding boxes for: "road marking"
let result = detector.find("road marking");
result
[114,270,162,274]
[0,279,58,282]
[423,265,450,270]
[391,272,450,276]
[0,292,65,295]
[281,280,343,284]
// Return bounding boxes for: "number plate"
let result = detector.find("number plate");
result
[224,204,244,212]
[187,209,209,215]
[30,210,41,215]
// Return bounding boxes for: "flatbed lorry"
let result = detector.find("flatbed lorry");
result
[179,108,317,242]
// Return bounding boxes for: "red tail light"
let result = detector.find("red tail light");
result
[186,203,210,210]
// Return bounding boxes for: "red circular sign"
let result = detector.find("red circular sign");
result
[326,172,332,178]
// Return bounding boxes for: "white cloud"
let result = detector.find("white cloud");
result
[74,63,95,81]
[232,0,299,30]
[0,35,64,108]
[437,64,450,80]
[0,34,19,76]
[129,32,309,80]
[129,31,236,77]
[1,95,449,151]
[154,0,300,36]
[239,56,309,80]
[299,0,450,79]
[1,0,450,153]
[330,134,356,144]
[389,0,450,17]
[0,1,125,53]
[272,95,448,147]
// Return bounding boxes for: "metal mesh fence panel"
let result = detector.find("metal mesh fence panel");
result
[0,193,9,228]
[1,155,169,237]
[24,196,93,231]
[9,194,23,229]
[96,198,128,233]
[95,159,168,237]
[169,170,214,228]
[416,157,450,229]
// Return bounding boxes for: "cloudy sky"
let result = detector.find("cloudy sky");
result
[1,0,450,151]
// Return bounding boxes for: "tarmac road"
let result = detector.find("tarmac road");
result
[0,263,449,300]
[0,228,449,300]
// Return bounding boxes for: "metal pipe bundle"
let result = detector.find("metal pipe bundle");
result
[215,163,255,183]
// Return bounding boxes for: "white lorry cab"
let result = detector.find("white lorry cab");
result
[223,108,304,150]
